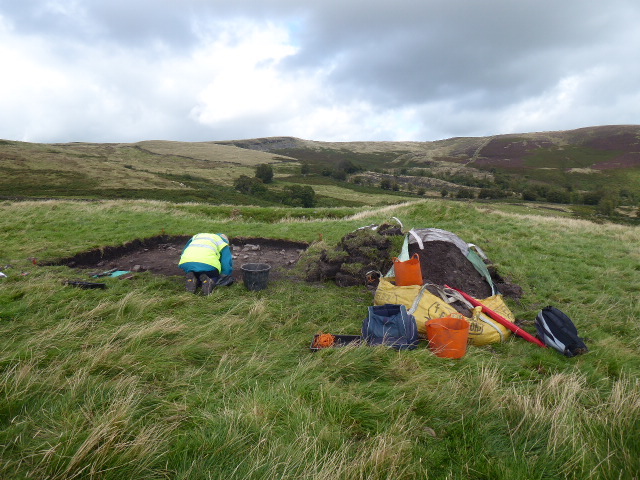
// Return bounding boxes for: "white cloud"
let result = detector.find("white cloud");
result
[0,1,639,143]
[272,102,425,142]
[189,22,300,125]
[497,65,639,135]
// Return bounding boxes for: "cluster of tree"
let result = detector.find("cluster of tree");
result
[379,178,399,191]
[233,175,268,196]
[281,185,316,208]
[520,185,638,214]
[477,188,511,199]
[423,170,493,188]
[233,163,316,207]
[521,184,571,203]
[369,168,639,216]
[255,163,274,184]
[321,159,362,181]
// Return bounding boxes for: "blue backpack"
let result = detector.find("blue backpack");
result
[362,304,419,350]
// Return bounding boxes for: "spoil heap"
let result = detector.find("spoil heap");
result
[408,241,492,299]
[307,226,523,300]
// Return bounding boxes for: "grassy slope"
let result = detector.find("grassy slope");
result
[0,140,285,200]
[0,139,422,207]
[1,198,639,479]
[3,126,640,206]
[136,140,295,166]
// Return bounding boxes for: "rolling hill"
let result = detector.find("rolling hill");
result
[217,124,640,170]
[1,125,639,212]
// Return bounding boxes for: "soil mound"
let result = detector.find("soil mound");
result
[306,227,523,299]
[408,240,523,303]
[409,241,491,298]
[46,235,309,281]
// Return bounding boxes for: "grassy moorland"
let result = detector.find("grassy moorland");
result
[0,140,277,203]
[1,197,639,479]
[0,139,423,208]
[3,125,640,217]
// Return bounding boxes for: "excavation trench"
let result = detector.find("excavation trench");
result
[47,231,522,301]
[47,235,309,282]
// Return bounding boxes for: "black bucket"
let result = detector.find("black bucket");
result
[241,263,271,291]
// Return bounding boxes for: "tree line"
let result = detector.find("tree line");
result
[233,163,316,208]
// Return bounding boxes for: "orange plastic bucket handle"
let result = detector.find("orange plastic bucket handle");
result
[393,253,420,264]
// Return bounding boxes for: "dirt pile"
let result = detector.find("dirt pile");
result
[409,241,491,298]
[407,240,523,306]
[306,227,523,300]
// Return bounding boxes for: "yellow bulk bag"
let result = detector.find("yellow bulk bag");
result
[374,277,512,346]
[373,277,460,334]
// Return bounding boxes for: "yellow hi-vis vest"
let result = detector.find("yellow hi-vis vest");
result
[178,233,227,272]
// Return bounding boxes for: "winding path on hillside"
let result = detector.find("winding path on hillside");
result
[465,136,494,166]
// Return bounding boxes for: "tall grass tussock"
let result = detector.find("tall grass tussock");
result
[1,198,639,479]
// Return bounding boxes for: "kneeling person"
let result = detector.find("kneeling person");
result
[179,233,233,295]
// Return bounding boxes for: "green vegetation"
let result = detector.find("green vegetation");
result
[2,129,639,223]
[233,173,317,208]
[524,145,618,169]
[233,175,268,196]
[282,184,316,207]
[255,163,274,184]
[1,198,639,479]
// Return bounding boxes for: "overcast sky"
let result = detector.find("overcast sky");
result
[1,0,639,143]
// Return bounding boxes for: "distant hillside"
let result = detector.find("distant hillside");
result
[215,125,640,211]
[216,125,640,171]
[1,125,639,214]
[0,139,294,205]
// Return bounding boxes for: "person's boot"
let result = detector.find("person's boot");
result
[199,273,216,295]
[216,275,235,287]
[185,272,198,293]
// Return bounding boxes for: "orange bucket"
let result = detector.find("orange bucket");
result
[393,254,423,286]
[425,317,470,359]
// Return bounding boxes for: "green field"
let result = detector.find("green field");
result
[0,140,424,208]
[0,140,281,200]
[1,198,639,479]
[2,132,639,221]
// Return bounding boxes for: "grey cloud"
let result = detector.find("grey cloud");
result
[1,1,205,50]
[1,0,639,142]
[281,0,640,112]
[7,1,634,91]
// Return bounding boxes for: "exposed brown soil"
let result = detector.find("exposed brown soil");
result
[408,241,523,300]
[48,235,309,282]
[48,230,523,301]
[409,241,492,298]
